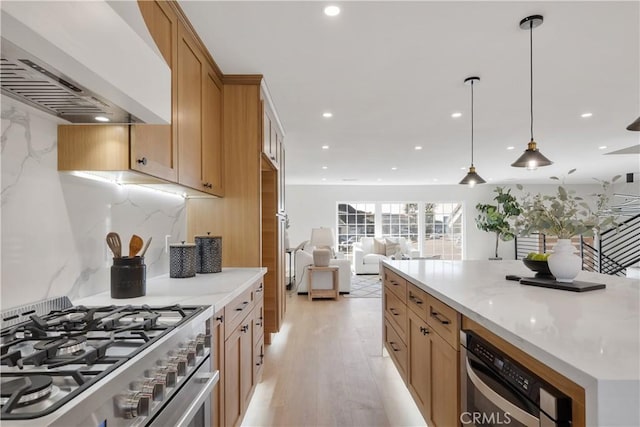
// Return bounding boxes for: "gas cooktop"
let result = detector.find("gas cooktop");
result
[0,297,208,422]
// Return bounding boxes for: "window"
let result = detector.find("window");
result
[381,203,419,249]
[423,202,463,260]
[336,201,463,260]
[337,203,375,255]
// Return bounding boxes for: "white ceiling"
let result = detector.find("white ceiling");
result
[179,1,640,185]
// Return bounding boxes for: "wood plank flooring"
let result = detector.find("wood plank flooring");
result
[241,293,426,427]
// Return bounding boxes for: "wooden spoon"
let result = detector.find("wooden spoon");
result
[106,232,121,258]
[140,236,152,258]
[129,234,144,257]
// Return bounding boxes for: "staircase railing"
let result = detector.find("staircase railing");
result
[514,213,640,277]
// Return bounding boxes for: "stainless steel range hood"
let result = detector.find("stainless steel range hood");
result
[0,1,171,124]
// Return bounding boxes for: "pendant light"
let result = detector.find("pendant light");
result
[511,15,553,170]
[459,76,486,187]
[627,116,640,131]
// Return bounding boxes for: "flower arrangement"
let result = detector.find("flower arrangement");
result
[513,169,620,239]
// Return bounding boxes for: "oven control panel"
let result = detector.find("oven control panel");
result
[468,336,537,399]
[114,333,209,421]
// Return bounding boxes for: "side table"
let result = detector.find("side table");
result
[307,266,339,300]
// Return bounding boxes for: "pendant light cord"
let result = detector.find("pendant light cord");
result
[470,79,475,166]
[530,21,534,142]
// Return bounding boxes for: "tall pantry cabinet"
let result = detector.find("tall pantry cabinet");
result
[187,77,287,346]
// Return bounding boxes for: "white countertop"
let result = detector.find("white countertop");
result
[383,259,640,426]
[73,268,266,314]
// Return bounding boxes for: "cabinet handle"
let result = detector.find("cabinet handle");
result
[202,182,213,189]
[420,326,430,335]
[389,342,400,352]
[270,156,276,160]
[430,311,451,325]
[235,301,249,312]
[389,280,398,286]
[215,315,224,323]
[136,157,147,165]
[241,324,249,333]
[389,307,399,316]
[409,294,423,305]
[255,286,263,294]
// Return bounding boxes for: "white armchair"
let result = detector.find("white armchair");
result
[352,237,419,275]
[295,243,351,293]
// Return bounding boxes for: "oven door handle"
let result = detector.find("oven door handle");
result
[465,359,540,427]
[172,370,220,427]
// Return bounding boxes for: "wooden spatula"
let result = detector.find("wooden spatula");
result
[129,234,144,257]
[106,232,121,258]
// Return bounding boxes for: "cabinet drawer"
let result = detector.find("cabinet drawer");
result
[384,287,407,342]
[407,283,429,321]
[384,318,408,382]
[383,268,407,302]
[225,286,255,340]
[426,295,459,349]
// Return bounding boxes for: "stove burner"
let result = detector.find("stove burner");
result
[34,336,87,356]
[0,376,53,406]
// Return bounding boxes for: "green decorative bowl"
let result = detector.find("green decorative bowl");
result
[522,258,554,278]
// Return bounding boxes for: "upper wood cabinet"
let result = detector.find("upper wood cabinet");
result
[202,64,224,196]
[262,100,282,169]
[130,125,177,181]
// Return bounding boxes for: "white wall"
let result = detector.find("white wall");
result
[285,181,637,261]
[1,97,187,310]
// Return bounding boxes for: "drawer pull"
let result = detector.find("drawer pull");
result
[389,280,398,286]
[136,157,147,165]
[389,342,401,352]
[215,315,224,322]
[419,326,430,335]
[409,294,423,305]
[431,311,451,325]
[255,286,263,294]
[235,301,249,312]
[389,307,399,316]
[241,324,249,333]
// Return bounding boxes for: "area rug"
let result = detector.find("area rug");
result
[344,274,382,298]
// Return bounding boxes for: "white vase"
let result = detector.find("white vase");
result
[547,239,582,283]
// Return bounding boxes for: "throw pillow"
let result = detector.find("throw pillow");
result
[360,237,374,253]
[373,238,386,255]
[385,238,401,257]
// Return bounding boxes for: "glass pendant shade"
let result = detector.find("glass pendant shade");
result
[512,15,553,169]
[627,116,640,131]
[511,140,554,170]
[459,166,486,187]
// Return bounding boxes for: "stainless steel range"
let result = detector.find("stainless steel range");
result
[0,297,217,427]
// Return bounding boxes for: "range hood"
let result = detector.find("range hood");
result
[0,1,170,124]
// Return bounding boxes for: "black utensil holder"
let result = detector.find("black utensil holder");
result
[111,256,146,298]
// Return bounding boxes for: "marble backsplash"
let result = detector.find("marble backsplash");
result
[1,97,187,310]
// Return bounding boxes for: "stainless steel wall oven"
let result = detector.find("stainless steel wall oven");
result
[460,330,572,427]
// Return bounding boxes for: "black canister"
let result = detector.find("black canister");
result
[111,256,146,298]
[195,233,222,273]
[170,241,196,278]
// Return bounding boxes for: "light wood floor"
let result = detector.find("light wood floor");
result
[241,293,426,427]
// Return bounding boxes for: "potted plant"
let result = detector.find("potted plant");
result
[475,187,522,259]
[513,169,620,282]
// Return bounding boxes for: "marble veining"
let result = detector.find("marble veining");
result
[1,96,188,309]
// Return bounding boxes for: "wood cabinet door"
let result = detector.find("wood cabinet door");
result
[240,316,254,414]
[177,22,203,191]
[130,125,176,181]
[428,331,459,427]
[262,102,271,158]
[201,65,224,196]
[278,141,285,213]
[224,325,242,427]
[407,310,431,420]
[137,0,175,67]
[212,309,225,427]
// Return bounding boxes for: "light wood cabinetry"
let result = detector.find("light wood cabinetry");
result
[202,65,224,196]
[383,267,460,426]
[187,78,286,345]
[223,279,264,427]
[211,308,225,427]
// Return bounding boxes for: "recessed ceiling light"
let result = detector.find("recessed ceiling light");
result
[460,167,466,170]
[322,145,330,150]
[95,116,110,122]
[581,112,593,118]
[415,146,423,150]
[599,145,608,150]
[377,178,382,182]
[506,146,515,150]
[324,5,340,16]
[322,178,327,181]
[322,166,328,170]
[322,112,333,118]
[451,112,462,118]
[391,167,397,170]
[433,178,439,182]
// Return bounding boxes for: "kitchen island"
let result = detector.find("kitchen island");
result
[382,259,639,427]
